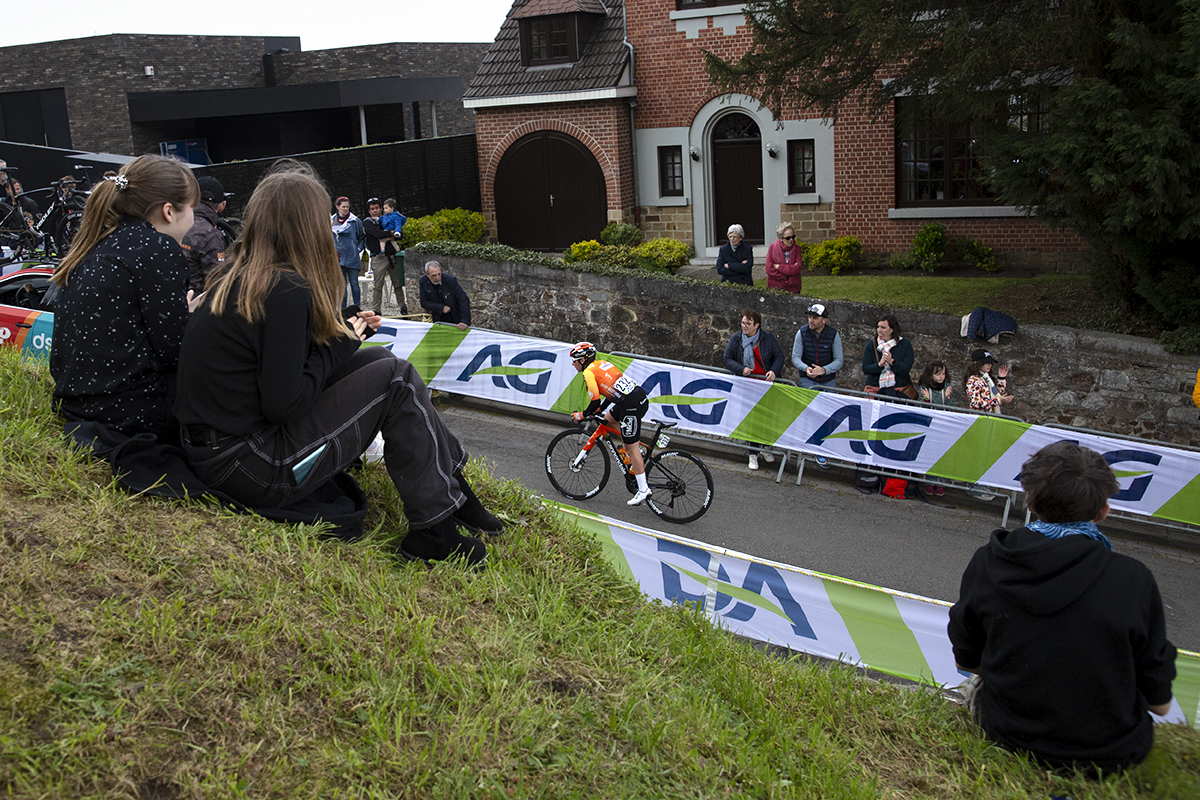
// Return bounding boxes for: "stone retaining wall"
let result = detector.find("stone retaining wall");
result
[405,252,1200,448]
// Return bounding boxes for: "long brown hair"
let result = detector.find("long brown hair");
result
[52,155,200,286]
[205,160,350,345]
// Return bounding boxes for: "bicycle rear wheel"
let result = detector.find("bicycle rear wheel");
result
[645,450,713,523]
[545,428,610,500]
[55,211,82,257]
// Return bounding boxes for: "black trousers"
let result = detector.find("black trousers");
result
[181,347,467,528]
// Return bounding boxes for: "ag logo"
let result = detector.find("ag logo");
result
[658,538,816,639]
[1017,442,1161,503]
[807,406,931,462]
[640,371,733,426]
[456,345,556,394]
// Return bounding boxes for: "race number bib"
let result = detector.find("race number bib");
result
[613,375,638,395]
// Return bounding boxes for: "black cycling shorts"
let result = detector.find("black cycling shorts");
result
[606,387,649,444]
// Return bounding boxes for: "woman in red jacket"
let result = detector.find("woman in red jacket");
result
[764,222,803,293]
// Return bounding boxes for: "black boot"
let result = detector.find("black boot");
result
[398,517,487,569]
[453,470,505,536]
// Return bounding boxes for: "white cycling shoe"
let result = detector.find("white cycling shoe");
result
[627,488,651,506]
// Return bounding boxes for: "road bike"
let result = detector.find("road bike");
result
[545,418,714,523]
[0,177,86,263]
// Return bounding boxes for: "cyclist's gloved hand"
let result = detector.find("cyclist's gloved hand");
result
[572,411,585,423]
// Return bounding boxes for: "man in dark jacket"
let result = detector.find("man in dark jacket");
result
[418,260,471,329]
[948,441,1176,776]
[723,308,784,470]
[181,176,227,293]
[363,198,407,316]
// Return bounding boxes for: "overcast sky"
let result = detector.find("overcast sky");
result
[3,0,510,51]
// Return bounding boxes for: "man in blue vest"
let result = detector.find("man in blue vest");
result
[792,302,843,469]
[792,303,843,390]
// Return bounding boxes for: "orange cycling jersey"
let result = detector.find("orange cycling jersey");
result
[582,360,639,403]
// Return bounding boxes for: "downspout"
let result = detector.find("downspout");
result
[621,0,640,227]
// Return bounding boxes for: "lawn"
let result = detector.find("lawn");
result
[2,347,1197,799]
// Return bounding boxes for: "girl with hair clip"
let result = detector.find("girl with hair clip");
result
[49,154,201,443]
[174,161,500,569]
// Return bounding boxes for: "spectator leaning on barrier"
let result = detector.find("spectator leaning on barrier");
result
[715,224,754,285]
[764,222,803,293]
[419,260,471,330]
[723,308,784,470]
[948,441,1176,777]
[180,176,227,293]
[791,302,843,390]
[862,314,915,399]
[964,348,1012,414]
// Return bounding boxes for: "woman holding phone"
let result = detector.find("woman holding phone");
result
[49,154,200,443]
[174,162,500,568]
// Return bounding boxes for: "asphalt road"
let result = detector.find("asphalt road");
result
[438,400,1200,651]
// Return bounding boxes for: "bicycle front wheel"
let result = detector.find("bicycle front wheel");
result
[545,429,610,501]
[645,450,713,523]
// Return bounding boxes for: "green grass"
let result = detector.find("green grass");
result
[2,347,1198,799]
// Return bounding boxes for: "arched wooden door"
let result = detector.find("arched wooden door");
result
[494,131,607,250]
[711,113,764,245]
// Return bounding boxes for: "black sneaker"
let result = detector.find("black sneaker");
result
[398,518,487,569]
[454,471,505,536]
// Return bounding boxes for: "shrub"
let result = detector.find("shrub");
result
[956,236,1002,272]
[909,222,948,273]
[1159,325,1200,355]
[633,238,694,273]
[600,222,642,247]
[804,236,862,276]
[564,240,603,264]
[588,244,639,270]
[398,208,485,249]
[434,207,486,243]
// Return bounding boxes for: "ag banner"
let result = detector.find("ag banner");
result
[555,503,1200,728]
[372,321,1200,527]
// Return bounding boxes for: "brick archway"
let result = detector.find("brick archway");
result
[482,118,620,211]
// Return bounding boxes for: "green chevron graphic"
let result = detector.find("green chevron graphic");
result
[1152,470,1200,528]
[729,383,815,445]
[405,325,469,383]
[472,365,551,376]
[929,416,1030,482]
[1112,469,1152,478]
[822,580,933,683]
[824,430,924,441]
[668,564,790,621]
[650,394,724,406]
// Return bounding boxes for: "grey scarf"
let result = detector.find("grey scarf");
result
[741,330,761,369]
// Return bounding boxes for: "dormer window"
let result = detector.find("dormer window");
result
[524,16,572,65]
[513,0,605,68]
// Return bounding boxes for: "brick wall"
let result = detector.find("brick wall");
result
[779,202,835,244]
[624,2,821,130]
[475,99,635,241]
[0,34,270,154]
[831,98,1090,264]
[640,204,694,241]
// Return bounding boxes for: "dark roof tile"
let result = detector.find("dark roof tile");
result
[465,0,629,100]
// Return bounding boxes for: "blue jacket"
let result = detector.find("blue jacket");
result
[715,241,754,285]
[331,213,365,270]
[723,330,785,377]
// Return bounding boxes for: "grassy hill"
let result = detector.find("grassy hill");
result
[1,347,1197,799]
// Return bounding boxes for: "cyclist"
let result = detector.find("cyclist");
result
[569,342,651,506]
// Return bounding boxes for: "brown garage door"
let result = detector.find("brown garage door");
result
[494,131,607,251]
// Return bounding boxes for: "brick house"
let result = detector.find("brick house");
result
[466,0,1086,267]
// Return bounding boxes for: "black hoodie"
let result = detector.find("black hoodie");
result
[948,526,1176,773]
